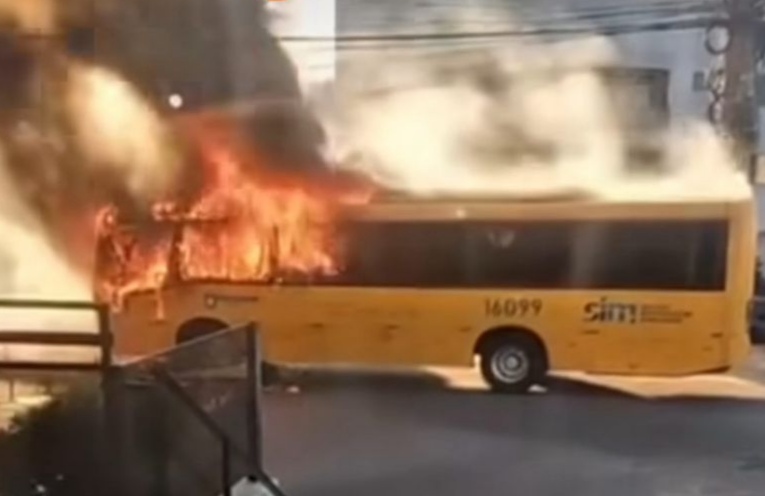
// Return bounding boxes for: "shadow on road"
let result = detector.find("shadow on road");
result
[278,365,765,405]
[276,366,449,392]
[261,367,765,496]
[544,376,638,398]
[260,366,765,496]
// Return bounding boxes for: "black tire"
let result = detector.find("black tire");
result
[478,334,547,394]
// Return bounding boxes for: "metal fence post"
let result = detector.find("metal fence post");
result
[148,383,171,496]
[98,304,127,496]
[222,438,233,496]
[244,323,264,474]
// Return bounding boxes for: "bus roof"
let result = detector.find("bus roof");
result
[102,192,750,230]
[344,193,747,222]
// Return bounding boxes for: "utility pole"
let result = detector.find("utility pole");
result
[722,0,760,182]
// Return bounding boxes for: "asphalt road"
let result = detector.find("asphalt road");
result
[259,367,765,496]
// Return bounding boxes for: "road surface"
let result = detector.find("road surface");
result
[260,363,765,496]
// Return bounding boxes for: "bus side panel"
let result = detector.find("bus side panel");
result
[254,288,727,376]
[112,283,732,377]
[470,291,727,375]
[725,200,757,367]
[112,291,180,358]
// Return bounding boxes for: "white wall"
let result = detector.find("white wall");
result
[607,29,712,120]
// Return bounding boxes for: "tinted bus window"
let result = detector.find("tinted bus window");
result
[465,222,575,288]
[330,219,728,291]
[576,220,728,291]
[336,221,466,287]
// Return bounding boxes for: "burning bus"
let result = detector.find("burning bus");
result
[91,65,756,394]
[97,185,757,394]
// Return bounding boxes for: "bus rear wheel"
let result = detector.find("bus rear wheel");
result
[478,335,546,394]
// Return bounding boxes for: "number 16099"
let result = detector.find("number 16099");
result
[484,298,543,318]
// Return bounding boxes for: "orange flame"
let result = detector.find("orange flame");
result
[94,205,172,311]
[94,112,372,310]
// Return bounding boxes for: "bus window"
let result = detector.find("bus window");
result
[465,222,575,288]
[332,221,467,287]
[575,220,728,291]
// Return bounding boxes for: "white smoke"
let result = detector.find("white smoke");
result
[315,10,750,201]
[66,62,183,205]
[0,0,183,365]
[600,122,750,201]
[0,144,98,364]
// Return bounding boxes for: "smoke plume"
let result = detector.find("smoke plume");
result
[317,12,750,201]
[0,0,187,361]
[0,0,322,361]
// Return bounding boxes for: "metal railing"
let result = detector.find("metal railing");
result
[0,299,283,496]
[0,298,122,495]
[0,299,111,372]
[116,322,284,496]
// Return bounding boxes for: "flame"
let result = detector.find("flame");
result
[94,112,373,311]
[94,205,172,312]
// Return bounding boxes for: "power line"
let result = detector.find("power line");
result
[277,17,716,45]
[325,0,719,32]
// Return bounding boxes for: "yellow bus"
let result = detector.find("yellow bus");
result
[105,194,757,393]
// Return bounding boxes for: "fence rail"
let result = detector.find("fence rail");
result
[0,298,104,310]
[0,299,282,496]
[0,299,112,372]
[115,322,284,496]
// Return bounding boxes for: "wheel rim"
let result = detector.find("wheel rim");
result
[489,346,530,384]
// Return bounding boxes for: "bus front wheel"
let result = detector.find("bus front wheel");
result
[478,334,547,394]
